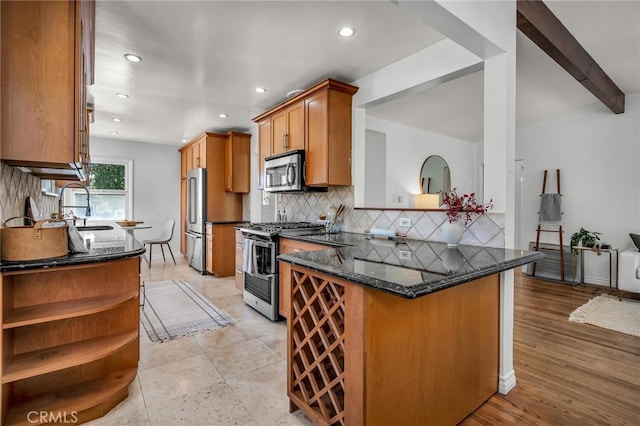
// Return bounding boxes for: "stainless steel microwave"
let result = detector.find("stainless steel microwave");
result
[263,150,305,192]
[263,150,328,193]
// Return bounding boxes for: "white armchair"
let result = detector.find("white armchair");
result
[618,249,640,295]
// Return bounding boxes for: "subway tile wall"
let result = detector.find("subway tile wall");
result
[0,164,58,224]
[278,186,505,248]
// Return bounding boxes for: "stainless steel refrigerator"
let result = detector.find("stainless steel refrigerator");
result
[186,168,207,273]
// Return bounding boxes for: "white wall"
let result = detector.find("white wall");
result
[365,116,477,208]
[516,93,640,285]
[247,125,276,223]
[91,136,181,256]
[364,129,386,207]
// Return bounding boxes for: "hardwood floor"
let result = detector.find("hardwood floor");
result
[463,272,640,426]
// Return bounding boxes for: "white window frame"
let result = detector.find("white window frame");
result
[64,157,133,221]
[41,179,57,196]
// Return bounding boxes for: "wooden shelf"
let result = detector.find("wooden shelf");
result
[2,330,138,384]
[3,291,138,329]
[4,368,137,426]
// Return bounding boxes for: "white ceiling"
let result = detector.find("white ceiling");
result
[91,1,640,146]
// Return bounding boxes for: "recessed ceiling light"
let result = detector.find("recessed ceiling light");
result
[219,113,229,118]
[110,131,119,135]
[338,27,356,37]
[181,138,188,143]
[124,53,142,63]
[115,92,129,99]
[254,87,266,94]
[111,117,122,122]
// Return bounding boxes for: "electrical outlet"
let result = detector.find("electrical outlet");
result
[399,250,412,260]
[399,218,412,227]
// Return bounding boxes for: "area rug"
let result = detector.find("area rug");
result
[141,279,235,343]
[569,294,640,337]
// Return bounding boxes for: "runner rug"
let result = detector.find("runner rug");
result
[141,279,235,343]
[569,294,640,337]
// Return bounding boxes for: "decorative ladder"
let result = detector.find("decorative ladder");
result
[532,169,565,281]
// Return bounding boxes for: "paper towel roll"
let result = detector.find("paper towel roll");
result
[369,228,396,239]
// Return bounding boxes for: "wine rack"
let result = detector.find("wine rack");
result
[290,269,346,425]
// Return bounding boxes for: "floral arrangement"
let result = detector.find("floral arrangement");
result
[441,189,493,225]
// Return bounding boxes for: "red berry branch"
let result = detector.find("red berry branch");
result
[441,189,493,225]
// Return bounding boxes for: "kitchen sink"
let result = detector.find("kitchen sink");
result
[76,226,114,231]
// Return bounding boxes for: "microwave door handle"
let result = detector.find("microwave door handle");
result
[285,163,293,186]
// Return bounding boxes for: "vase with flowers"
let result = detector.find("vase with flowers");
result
[440,189,493,247]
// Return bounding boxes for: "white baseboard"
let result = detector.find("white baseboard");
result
[499,369,517,395]
[582,275,616,287]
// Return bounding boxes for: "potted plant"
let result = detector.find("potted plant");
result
[440,189,493,247]
[570,227,601,248]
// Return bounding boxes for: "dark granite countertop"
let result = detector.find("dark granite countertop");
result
[279,231,366,247]
[278,234,544,299]
[0,230,145,273]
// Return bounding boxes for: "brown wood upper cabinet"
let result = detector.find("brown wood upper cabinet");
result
[253,79,358,188]
[178,132,248,255]
[1,0,95,181]
[224,132,250,193]
[271,101,305,156]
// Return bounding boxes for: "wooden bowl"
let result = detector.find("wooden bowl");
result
[116,220,143,227]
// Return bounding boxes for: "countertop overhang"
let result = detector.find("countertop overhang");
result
[278,232,544,299]
[0,231,145,273]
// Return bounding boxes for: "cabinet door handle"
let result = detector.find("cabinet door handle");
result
[294,249,304,253]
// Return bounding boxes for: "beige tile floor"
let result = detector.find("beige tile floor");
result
[85,257,313,426]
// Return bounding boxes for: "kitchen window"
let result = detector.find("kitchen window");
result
[63,158,133,221]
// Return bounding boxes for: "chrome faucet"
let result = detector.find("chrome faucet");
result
[58,182,92,217]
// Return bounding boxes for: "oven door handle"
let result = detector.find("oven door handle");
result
[252,240,258,274]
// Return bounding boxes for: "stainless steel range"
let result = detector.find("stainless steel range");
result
[240,222,325,321]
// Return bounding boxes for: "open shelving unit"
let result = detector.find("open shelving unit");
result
[1,258,140,425]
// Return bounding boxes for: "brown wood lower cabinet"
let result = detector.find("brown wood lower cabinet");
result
[235,229,244,291]
[205,223,237,277]
[277,238,329,318]
[0,257,140,425]
[286,265,499,425]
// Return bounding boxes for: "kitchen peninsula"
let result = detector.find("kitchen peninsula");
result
[0,231,144,425]
[278,235,543,425]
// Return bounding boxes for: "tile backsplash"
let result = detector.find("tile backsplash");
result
[0,164,58,224]
[278,186,505,248]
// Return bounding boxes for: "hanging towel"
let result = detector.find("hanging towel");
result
[242,239,257,275]
[539,193,562,224]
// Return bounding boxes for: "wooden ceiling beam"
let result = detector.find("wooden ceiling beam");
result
[517,0,625,113]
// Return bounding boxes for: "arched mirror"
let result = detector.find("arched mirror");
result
[420,155,450,195]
